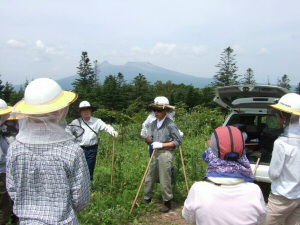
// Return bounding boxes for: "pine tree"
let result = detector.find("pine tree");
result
[277,74,291,90]
[0,75,5,98]
[72,51,96,101]
[295,82,300,94]
[241,68,256,85]
[2,82,14,104]
[213,46,240,86]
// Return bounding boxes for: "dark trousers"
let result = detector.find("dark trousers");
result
[82,145,98,181]
[0,173,12,224]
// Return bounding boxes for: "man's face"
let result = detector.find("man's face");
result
[153,108,167,121]
[80,108,92,119]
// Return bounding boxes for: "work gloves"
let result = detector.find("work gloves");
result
[111,131,119,138]
[152,142,163,149]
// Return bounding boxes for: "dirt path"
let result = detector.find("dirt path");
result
[137,202,189,225]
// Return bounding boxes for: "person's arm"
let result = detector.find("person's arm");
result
[70,147,91,212]
[182,184,197,224]
[268,140,285,181]
[6,146,16,201]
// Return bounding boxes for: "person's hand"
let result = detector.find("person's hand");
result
[111,131,118,138]
[179,130,184,137]
[152,142,163,149]
[145,136,151,144]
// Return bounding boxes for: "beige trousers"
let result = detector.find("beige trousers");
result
[144,151,174,202]
[266,193,300,225]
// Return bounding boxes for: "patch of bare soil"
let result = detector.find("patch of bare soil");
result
[137,201,189,225]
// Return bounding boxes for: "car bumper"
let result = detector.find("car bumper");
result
[250,164,271,183]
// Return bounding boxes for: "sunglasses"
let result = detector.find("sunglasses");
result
[153,108,165,113]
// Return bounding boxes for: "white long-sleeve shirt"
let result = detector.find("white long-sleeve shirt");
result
[182,181,266,225]
[269,126,300,199]
[66,117,115,146]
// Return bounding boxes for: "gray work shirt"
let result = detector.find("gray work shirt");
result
[150,117,182,151]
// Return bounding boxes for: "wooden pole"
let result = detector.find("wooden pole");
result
[110,138,116,195]
[129,149,156,215]
[252,157,261,175]
[179,146,189,193]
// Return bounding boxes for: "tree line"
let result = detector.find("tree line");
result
[1,47,299,120]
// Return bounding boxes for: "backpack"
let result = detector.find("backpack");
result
[213,126,244,160]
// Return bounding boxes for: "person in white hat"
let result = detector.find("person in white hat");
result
[6,78,90,225]
[141,96,182,213]
[265,93,300,225]
[0,99,16,225]
[141,98,184,157]
[66,100,118,181]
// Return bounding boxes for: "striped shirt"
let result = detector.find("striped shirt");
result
[6,140,90,225]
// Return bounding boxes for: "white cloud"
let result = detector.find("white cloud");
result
[232,44,246,54]
[36,40,45,49]
[257,48,269,55]
[7,39,26,48]
[150,42,177,55]
[190,45,207,56]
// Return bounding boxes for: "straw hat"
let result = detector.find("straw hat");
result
[270,93,300,116]
[0,99,12,116]
[149,96,175,111]
[13,78,77,115]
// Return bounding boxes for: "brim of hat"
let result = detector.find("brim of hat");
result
[149,103,175,110]
[270,103,300,116]
[79,106,97,112]
[0,106,12,116]
[13,91,78,115]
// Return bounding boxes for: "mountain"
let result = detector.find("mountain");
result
[57,61,213,90]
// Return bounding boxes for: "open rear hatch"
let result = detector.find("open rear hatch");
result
[213,85,290,112]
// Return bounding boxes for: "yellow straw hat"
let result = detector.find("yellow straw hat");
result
[13,78,78,115]
[0,99,12,116]
[270,93,300,116]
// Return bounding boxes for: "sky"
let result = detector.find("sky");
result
[1,0,299,86]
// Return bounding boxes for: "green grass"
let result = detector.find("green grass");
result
[77,108,223,224]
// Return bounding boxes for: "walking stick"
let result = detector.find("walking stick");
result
[179,146,189,193]
[252,152,261,175]
[129,149,156,215]
[110,137,116,195]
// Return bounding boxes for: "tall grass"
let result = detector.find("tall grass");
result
[77,107,223,224]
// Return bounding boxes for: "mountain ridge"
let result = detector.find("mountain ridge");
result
[57,61,213,90]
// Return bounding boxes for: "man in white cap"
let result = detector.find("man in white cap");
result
[142,96,182,213]
[66,100,118,181]
[265,93,300,225]
[6,78,90,224]
[0,99,17,225]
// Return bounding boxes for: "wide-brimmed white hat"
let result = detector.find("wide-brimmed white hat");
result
[270,93,300,116]
[13,78,77,115]
[149,96,175,111]
[0,99,12,116]
[79,101,97,111]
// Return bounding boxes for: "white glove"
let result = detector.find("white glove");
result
[152,142,163,149]
[111,131,118,138]
[179,130,184,137]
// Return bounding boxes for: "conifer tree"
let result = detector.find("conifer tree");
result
[241,68,256,85]
[295,83,300,94]
[277,74,291,90]
[72,51,96,101]
[213,46,240,86]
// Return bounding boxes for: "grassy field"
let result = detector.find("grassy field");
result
[77,107,223,224]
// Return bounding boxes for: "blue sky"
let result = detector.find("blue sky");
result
[1,0,299,86]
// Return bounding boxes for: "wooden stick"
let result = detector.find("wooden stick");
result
[110,138,116,195]
[252,157,261,175]
[129,149,156,215]
[179,146,189,193]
